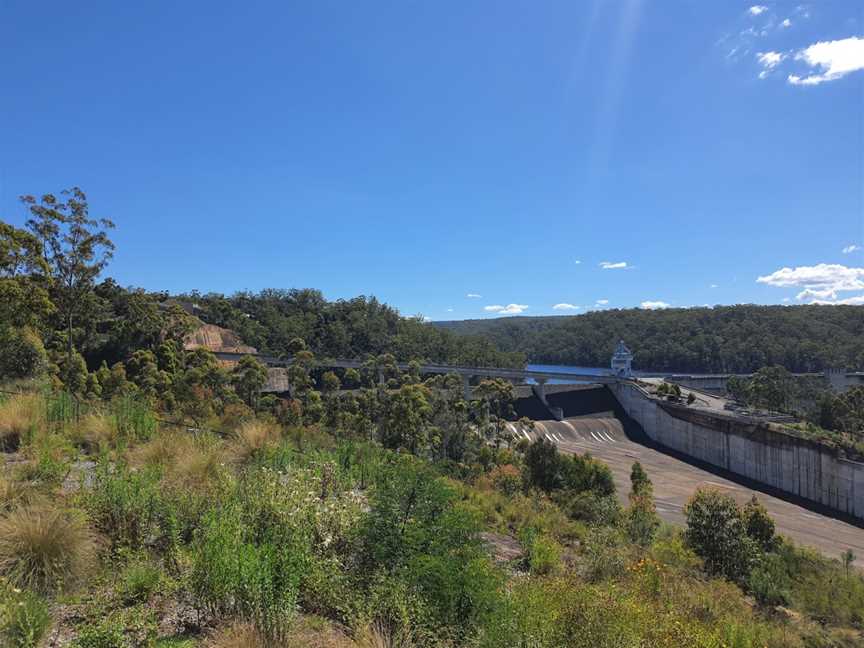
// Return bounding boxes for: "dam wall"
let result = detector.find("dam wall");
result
[611,382,864,520]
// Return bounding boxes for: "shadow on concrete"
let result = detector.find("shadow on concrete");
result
[515,384,864,530]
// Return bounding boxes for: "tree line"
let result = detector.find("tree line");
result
[435,305,864,373]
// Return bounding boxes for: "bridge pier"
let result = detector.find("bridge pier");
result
[533,378,548,405]
[462,374,472,400]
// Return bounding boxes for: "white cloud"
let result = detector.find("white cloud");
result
[710,284,719,288]
[787,37,864,85]
[641,300,671,310]
[552,303,579,311]
[466,293,482,298]
[485,304,528,315]
[595,299,609,306]
[422,316,432,322]
[756,50,786,78]
[574,259,582,265]
[781,18,791,28]
[757,263,864,304]
[748,5,768,16]
[812,295,864,306]
[842,244,861,254]
[599,261,629,270]
[446,308,454,312]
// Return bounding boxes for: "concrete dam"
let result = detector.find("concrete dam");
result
[512,383,864,564]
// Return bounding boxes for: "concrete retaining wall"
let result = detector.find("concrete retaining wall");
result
[611,382,864,520]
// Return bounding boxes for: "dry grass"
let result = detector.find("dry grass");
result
[0,393,43,451]
[226,420,281,465]
[205,617,358,648]
[68,413,116,453]
[129,430,225,492]
[0,475,36,512]
[0,504,97,593]
[355,622,414,648]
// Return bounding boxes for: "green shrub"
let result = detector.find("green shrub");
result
[1,588,51,648]
[86,462,164,549]
[190,502,308,643]
[519,528,562,575]
[748,554,790,607]
[683,489,759,583]
[119,561,162,604]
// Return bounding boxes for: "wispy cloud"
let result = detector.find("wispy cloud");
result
[710,284,719,288]
[748,5,768,16]
[446,307,454,312]
[757,263,864,304]
[788,36,864,85]
[781,18,791,28]
[641,300,671,310]
[574,259,582,265]
[756,50,786,78]
[599,261,630,270]
[552,303,579,311]
[466,293,482,298]
[484,304,528,315]
[842,244,861,254]
[595,299,609,306]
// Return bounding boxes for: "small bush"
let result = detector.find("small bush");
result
[119,561,162,604]
[86,462,164,549]
[0,504,96,593]
[1,588,51,648]
[519,528,561,575]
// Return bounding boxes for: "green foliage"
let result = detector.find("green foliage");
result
[85,462,166,550]
[436,304,864,373]
[524,439,615,498]
[190,497,309,643]
[747,553,791,606]
[111,395,157,442]
[0,587,51,648]
[683,489,759,583]
[0,328,46,381]
[118,561,162,604]
[742,495,776,552]
[519,527,562,575]
[184,289,524,368]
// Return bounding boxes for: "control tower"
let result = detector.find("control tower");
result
[611,340,633,378]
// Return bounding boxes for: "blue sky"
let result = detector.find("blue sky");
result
[1,1,862,320]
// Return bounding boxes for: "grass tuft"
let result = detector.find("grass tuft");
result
[0,504,97,594]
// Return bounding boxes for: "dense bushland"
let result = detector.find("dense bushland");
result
[1,388,863,647]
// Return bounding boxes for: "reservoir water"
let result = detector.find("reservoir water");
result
[525,363,650,384]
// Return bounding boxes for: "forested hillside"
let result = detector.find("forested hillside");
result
[180,289,524,368]
[435,305,864,373]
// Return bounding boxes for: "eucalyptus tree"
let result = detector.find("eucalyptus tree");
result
[23,188,114,388]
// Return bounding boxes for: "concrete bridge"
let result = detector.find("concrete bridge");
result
[213,351,619,401]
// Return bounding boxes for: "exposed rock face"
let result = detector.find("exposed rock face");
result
[183,323,257,354]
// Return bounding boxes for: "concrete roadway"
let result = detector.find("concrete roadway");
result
[521,417,864,566]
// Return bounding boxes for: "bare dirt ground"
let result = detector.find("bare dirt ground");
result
[522,417,864,566]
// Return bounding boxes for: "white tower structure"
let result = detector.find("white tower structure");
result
[611,340,633,378]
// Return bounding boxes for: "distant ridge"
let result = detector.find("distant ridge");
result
[433,304,864,374]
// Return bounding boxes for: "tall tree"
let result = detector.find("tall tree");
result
[23,188,114,387]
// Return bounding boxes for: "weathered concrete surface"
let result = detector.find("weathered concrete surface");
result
[611,382,864,521]
[513,416,864,566]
